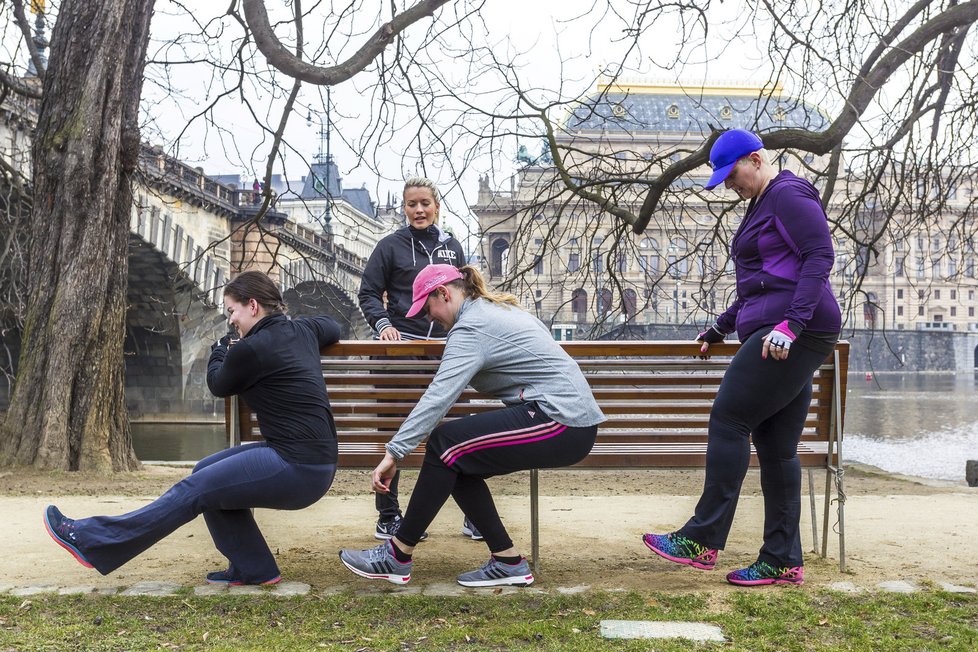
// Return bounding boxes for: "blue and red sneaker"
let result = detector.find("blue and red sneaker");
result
[205,568,281,586]
[642,532,718,570]
[43,505,93,569]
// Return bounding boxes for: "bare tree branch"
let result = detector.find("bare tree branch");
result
[242,0,451,85]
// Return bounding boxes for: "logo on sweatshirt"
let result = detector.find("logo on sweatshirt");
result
[437,250,458,261]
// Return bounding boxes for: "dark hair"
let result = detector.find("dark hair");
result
[446,265,520,309]
[224,271,288,315]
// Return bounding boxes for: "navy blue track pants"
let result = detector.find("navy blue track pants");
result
[69,442,335,583]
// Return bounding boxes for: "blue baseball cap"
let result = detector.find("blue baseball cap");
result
[704,129,764,190]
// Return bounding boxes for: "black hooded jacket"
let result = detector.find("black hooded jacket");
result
[207,313,341,464]
[358,224,465,339]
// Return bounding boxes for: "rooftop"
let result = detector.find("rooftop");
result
[566,82,830,136]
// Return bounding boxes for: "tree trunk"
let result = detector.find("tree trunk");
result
[0,0,156,471]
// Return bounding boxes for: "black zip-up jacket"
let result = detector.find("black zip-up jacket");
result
[207,313,341,464]
[358,224,465,339]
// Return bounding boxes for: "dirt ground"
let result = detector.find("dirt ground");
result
[2,464,976,592]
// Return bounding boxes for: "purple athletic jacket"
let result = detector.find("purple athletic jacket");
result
[714,170,842,341]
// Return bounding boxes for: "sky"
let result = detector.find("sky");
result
[135,0,781,243]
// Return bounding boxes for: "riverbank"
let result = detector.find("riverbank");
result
[2,464,975,591]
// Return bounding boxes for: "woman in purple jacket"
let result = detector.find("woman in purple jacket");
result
[643,129,841,587]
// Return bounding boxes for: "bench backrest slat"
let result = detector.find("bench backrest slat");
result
[228,340,849,470]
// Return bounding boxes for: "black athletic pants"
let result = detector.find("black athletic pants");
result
[395,402,597,552]
[678,328,832,568]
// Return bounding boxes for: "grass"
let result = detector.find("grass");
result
[1,589,976,651]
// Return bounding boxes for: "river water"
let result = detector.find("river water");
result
[844,372,978,482]
[131,372,978,482]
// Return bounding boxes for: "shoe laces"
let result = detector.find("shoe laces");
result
[57,518,79,543]
[362,542,395,562]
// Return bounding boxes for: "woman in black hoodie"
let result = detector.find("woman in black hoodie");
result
[44,272,341,585]
[357,177,469,540]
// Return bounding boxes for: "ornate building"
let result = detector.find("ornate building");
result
[472,82,978,339]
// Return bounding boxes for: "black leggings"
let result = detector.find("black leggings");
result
[678,328,831,567]
[395,403,597,551]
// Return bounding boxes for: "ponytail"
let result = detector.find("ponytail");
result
[448,265,521,309]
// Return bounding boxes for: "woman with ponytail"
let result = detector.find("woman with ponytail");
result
[340,264,605,587]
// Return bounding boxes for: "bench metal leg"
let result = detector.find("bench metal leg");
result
[808,468,819,553]
[821,466,831,560]
[833,465,847,572]
[229,396,240,448]
[530,468,539,575]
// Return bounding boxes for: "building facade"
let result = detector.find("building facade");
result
[472,82,978,339]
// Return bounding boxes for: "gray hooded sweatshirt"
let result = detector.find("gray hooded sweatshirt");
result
[385,297,606,460]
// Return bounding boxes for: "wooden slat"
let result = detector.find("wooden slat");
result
[230,340,850,472]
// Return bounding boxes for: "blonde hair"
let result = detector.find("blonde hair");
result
[447,265,521,309]
[734,148,771,167]
[403,177,441,203]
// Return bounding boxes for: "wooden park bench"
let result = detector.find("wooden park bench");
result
[226,340,849,573]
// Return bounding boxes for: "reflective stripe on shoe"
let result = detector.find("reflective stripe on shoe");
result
[339,542,412,584]
[456,557,534,588]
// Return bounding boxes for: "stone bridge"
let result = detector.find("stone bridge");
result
[0,145,371,420]
[121,147,370,421]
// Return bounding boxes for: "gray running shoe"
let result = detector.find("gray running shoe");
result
[339,542,412,584]
[456,556,534,588]
[461,517,484,541]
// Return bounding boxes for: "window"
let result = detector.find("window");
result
[918,306,925,316]
[970,307,975,317]
[951,290,957,300]
[598,288,613,315]
[918,290,925,300]
[490,238,509,276]
[895,257,905,277]
[948,259,957,277]
[968,259,976,278]
[623,289,638,319]
[915,257,925,278]
[616,253,628,273]
[897,306,904,316]
[935,290,941,300]
[932,258,942,278]
[970,290,975,301]
[592,253,603,273]
[571,289,587,315]
[897,289,904,299]
[533,256,544,275]
[951,307,957,317]
[568,252,580,273]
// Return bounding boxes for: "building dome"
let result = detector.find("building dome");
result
[567,82,830,135]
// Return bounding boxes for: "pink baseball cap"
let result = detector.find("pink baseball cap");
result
[405,264,464,318]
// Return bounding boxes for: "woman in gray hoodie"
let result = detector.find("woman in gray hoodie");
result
[340,264,605,588]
